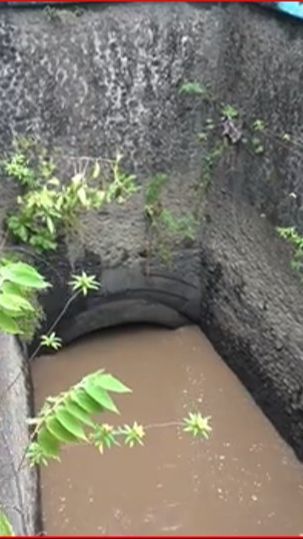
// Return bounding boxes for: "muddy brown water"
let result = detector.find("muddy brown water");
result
[32,325,303,536]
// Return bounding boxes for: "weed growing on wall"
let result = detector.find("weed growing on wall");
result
[1,140,138,252]
[179,80,303,286]
[144,173,198,266]
[276,226,303,275]
[179,81,234,213]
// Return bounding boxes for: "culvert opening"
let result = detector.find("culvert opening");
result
[32,324,303,536]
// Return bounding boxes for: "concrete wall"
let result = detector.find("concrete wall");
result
[0,334,38,535]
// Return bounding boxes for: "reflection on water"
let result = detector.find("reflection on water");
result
[32,325,303,536]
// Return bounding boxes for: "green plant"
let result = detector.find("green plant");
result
[201,142,226,190]
[144,174,168,220]
[0,509,14,536]
[159,210,197,242]
[179,82,208,97]
[2,141,138,252]
[3,153,36,188]
[26,368,212,466]
[277,226,303,273]
[69,271,100,296]
[14,285,45,343]
[26,370,130,464]
[0,260,48,335]
[252,119,266,132]
[221,104,239,120]
[183,412,212,439]
[105,153,139,204]
[40,332,62,351]
[251,136,265,155]
[27,370,212,465]
[144,174,197,265]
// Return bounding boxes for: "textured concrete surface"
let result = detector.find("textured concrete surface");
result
[0,334,38,535]
[0,3,303,532]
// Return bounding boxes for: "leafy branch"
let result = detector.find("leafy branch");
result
[26,370,131,465]
[26,367,212,466]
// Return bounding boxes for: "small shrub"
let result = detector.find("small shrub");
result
[2,141,138,252]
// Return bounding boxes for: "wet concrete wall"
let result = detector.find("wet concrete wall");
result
[0,3,303,532]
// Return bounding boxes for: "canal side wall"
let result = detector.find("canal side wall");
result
[0,334,39,535]
[0,3,303,533]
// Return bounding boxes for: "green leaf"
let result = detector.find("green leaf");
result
[55,408,87,441]
[84,381,119,414]
[65,398,95,427]
[2,282,23,296]
[222,104,239,120]
[0,292,34,313]
[92,161,101,180]
[0,510,15,536]
[96,374,131,394]
[40,332,62,350]
[47,177,60,187]
[179,82,207,96]
[71,389,105,414]
[77,187,87,206]
[1,262,49,289]
[46,216,55,235]
[37,428,60,458]
[46,417,79,444]
[0,312,20,334]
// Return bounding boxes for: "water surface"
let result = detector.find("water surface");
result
[33,326,303,536]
